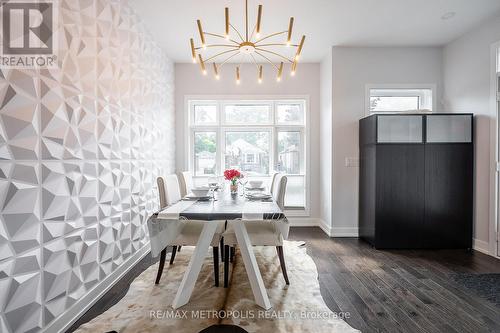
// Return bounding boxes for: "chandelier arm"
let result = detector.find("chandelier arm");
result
[249,54,261,71]
[218,51,242,67]
[249,24,257,41]
[257,43,299,47]
[195,44,240,50]
[229,24,245,42]
[254,51,279,71]
[254,31,288,44]
[205,49,242,63]
[245,0,249,41]
[255,48,294,63]
[204,32,241,45]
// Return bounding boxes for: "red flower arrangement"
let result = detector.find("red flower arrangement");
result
[224,169,242,185]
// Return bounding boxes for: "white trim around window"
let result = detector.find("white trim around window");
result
[364,83,437,116]
[184,95,311,216]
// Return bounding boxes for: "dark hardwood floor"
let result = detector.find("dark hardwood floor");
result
[289,228,500,333]
[68,227,500,333]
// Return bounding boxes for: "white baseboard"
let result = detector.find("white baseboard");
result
[318,219,333,236]
[288,217,321,227]
[44,243,151,333]
[473,238,491,255]
[331,226,359,237]
[314,220,359,237]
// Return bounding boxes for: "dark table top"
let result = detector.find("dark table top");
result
[156,191,285,221]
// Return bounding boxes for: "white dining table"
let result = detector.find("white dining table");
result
[152,191,285,310]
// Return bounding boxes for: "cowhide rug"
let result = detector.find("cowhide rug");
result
[74,241,359,333]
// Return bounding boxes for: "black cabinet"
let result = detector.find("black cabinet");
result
[359,114,473,249]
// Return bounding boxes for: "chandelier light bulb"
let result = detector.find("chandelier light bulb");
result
[256,4,262,38]
[276,62,283,82]
[236,66,240,84]
[216,74,220,80]
[286,17,294,45]
[190,38,197,63]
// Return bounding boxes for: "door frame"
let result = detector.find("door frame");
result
[489,41,500,257]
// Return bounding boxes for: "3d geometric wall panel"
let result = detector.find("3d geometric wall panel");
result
[0,0,175,332]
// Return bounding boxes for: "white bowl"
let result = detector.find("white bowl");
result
[191,188,210,197]
[249,180,263,188]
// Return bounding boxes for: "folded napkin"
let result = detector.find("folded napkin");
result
[242,201,290,240]
[147,200,197,257]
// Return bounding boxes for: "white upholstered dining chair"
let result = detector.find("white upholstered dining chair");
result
[269,171,280,195]
[178,171,194,197]
[222,174,290,287]
[155,175,224,286]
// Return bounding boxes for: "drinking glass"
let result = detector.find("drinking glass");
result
[208,176,218,201]
[239,175,249,196]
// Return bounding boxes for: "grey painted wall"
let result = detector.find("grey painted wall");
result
[174,63,321,219]
[443,14,500,250]
[324,46,444,236]
[319,49,333,234]
[0,1,175,332]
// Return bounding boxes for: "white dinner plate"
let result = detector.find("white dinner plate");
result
[184,195,211,201]
[246,186,265,191]
[246,193,272,199]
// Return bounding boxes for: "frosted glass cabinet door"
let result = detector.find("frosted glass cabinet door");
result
[426,115,472,143]
[377,115,423,143]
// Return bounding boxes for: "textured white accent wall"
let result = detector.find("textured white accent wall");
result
[0,1,175,332]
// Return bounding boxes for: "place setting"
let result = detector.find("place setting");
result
[183,187,214,201]
[242,180,271,201]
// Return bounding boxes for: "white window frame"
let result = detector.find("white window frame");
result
[221,100,274,126]
[365,84,437,116]
[192,100,219,126]
[185,95,310,216]
[191,129,219,177]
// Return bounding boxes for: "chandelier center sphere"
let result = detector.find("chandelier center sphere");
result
[239,41,256,54]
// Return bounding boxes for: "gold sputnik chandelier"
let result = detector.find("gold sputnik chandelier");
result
[190,0,305,84]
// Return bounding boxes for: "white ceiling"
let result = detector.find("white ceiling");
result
[129,0,500,63]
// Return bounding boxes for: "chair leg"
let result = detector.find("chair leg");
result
[177,246,182,252]
[276,246,290,285]
[220,237,225,261]
[155,248,167,284]
[230,246,235,263]
[224,245,230,288]
[213,246,219,287]
[169,246,178,265]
